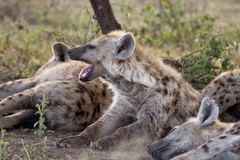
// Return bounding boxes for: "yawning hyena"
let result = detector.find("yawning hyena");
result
[56,31,240,153]
[148,97,240,160]
[0,42,113,130]
[56,31,201,150]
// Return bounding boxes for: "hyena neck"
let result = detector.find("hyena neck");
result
[103,45,182,90]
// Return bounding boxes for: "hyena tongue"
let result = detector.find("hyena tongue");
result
[78,64,93,80]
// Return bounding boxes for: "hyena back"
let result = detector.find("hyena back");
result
[148,97,240,160]
[201,70,240,122]
[0,42,112,130]
[56,31,201,150]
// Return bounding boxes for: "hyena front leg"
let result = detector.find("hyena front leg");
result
[0,78,37,100]
[56,110,136,148]
[0,89,39,117]
[92,108,163,151]
[93,118,159,151]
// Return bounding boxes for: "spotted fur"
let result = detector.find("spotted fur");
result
[201,70,240,122]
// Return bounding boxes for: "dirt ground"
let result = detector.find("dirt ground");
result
[3,129,152,160]
[4,129,109,160]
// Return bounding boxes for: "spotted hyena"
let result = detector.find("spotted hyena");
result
[148,97,240,160]
[0,42,112,130]
[56,31,203,150]
[57,31,240,153]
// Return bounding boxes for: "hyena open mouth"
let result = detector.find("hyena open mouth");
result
[79,63,93,80]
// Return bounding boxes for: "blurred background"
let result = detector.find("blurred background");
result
[0,0,240,89]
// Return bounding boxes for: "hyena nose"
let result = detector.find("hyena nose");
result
[67,49,73,54]
[147,144,150,149]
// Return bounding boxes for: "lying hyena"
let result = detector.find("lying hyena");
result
[56,31,202,150]
[0,42,113,130]
[148,97,240,160]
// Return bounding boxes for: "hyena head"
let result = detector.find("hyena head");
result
[67,31,135,81]
[148,97,225,160]
[35,42,70,76]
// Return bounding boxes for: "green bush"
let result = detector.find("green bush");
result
[119,0,240,89]
[181,30,239,89]
[120,0,216,52]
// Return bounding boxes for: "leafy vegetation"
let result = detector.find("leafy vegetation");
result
[182,30,239,89]
[119,0,240,89]
[0,130,12,160]
[34,94,49,137]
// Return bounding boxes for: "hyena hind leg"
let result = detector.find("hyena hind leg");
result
[0,89,39,117]
[57,112,137,148]
[0,110,38,129]
[0,78,37,100]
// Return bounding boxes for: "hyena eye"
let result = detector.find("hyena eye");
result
[88,44,96,50]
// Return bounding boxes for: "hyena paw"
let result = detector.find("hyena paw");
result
[92,138,115,151]
[56,135,91,148]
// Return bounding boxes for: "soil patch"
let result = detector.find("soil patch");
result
[3,129,152,160]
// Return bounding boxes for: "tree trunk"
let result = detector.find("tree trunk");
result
[89,0,122,34]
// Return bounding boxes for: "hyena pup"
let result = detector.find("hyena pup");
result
[148,97,240,160]
[0,42,112,130]
[56,31,201,150]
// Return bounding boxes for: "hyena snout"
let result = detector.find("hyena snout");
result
[67,48,77,60]
[148,139,172,160]
[67,47,86,61]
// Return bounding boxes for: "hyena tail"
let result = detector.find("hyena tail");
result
[0,109,39,129]
[0,78,37,100]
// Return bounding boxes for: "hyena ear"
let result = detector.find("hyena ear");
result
[114,32,135,60]
[195,97,219,127]
[52,42,70,62]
